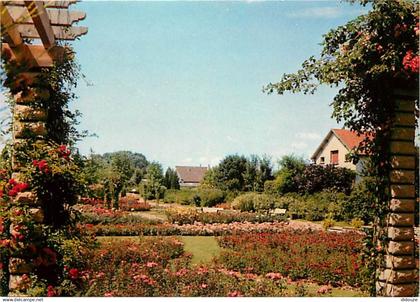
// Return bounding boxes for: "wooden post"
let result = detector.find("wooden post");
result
[376,89,419,297]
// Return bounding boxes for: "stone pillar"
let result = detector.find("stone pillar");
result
[7,72,48,295]
[376,89,419,297]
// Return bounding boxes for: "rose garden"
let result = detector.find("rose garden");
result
[0,0,419,298]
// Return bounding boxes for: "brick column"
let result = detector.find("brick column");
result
[7,73,48,295]
[376,89,418,296]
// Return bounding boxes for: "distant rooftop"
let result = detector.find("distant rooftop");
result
[175,166,208,183]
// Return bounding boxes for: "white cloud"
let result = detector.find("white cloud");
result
[296,132,321,141]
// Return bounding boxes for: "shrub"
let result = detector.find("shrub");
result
[322,218,335,230]
[287,192,347,221]
[296,164,355,195]
[231,193,257,212]
[343,178,376,224]
[164,189,197,205]
[350,218,364,229]
[231,193,278,212]
[197,189,225,207]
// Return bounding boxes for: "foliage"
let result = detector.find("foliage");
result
[350,218,364,229]
[18,142,84,228]
[296,164,355,195]
[197,188,225,207]
[202,154,274,192]
[264,1,419,294]
[322,218,336,230]
[287,191,348,221]
[140,162,165,200]
[343,177,376,224]
[81,151,149,207]
[231,192,280,212]
[265,156,354,195]
[164,188,198,205]
[163,167,180,190]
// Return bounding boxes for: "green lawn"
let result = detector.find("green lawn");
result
[180,236,221,266]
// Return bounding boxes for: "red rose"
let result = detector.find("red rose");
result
[47,285,55,297]
[8,178,16,185]
[8,189,17,197]
[69,268,79,280]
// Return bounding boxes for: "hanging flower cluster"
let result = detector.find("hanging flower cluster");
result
[402,50,419,74]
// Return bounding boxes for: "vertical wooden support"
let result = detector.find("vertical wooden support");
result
[376,89,419,297]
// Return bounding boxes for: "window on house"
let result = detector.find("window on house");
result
[330,150,339,165]
[320,157,325,164]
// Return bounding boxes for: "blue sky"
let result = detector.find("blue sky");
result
[2,1,369,169]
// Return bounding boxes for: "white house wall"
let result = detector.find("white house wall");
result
[314,134,356,170]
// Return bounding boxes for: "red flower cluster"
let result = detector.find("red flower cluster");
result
[57,145,71,160]
[403,50,419,73]
[69,268,80,280]
[6,179,29,197]
[33,159,50,173]
[47,285,56,297]
[11,224,25,241]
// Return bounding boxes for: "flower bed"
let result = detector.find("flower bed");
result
[82,221,290,236]
[81,237,289,297]
[75,204,157,225]
[216,231,367,287]
[166,208,286,225]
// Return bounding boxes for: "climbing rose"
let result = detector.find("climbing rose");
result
[47,285,55,297]
[403,50,420,73]
[33,159,50,173]
[69,268,79,280]
[8,189,17,197]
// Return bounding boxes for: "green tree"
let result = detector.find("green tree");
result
[164,167,180,189]
[142,162,165,200]
[216,155,248,191]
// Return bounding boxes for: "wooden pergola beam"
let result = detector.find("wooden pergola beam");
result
[24,1,56,49]
[0,3,24,47]
[1,43,68,67]
[4,0,78,9]
[18,24,88,40]
[8,6,86,26]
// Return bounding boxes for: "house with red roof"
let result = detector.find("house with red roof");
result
[175,166,208,187]
[311,129,369,170]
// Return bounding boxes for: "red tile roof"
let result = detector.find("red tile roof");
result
[311,128,372,160]
[175,166,208,183]
[331,129,370,151]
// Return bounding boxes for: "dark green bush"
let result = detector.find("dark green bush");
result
[198,189,225,207]
[343,177,376,224]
